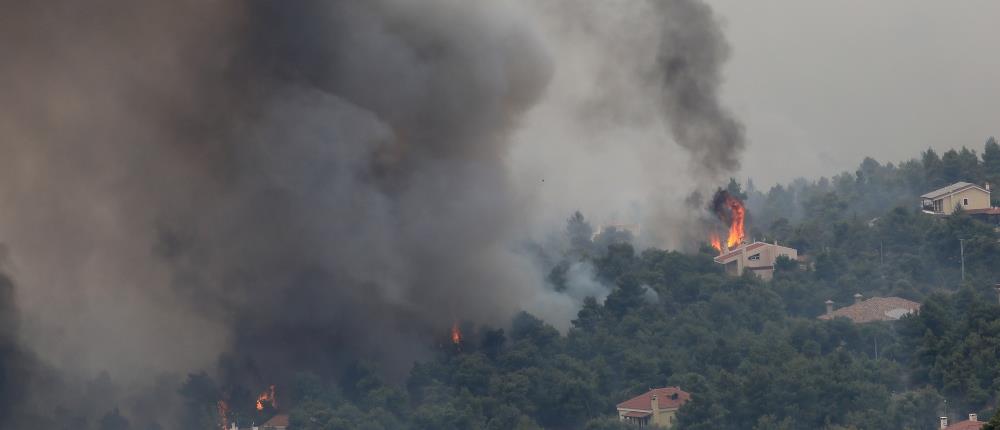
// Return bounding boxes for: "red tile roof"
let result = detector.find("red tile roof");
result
[262,414,289,427]
[818,297,920,323]
[616,387,690,411]
[947,419,984,430]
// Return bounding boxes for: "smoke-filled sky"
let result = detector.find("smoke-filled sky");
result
[0,0,744,401]
[708,0,1000,186]
[1,1,995,424]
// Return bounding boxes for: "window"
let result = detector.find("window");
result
[963,198,969,205]
[748,253,760,260]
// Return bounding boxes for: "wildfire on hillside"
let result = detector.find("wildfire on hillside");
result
[709,190,746,254]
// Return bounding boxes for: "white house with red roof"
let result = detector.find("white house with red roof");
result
[714,241,798,281]
[616,387,690,428]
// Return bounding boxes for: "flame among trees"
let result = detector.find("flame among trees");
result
[210,383,277,429]
[451,322,462,346]
[256,385,277,411]
[709,189,747,253]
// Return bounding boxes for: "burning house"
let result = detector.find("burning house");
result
[706,190,799,280]
[714,241,798,281]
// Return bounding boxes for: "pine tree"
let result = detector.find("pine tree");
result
[941,149,962,184]
[982,137,1000,183]
[922,148,945,187]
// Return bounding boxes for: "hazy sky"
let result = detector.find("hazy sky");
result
[708,0,1000,187]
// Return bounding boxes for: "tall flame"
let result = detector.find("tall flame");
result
[451,322,462,345]
[708,190,747,254]
[256,385,277,411]
[724,195,745,249]
[217,400,229,430]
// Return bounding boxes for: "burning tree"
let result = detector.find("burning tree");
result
[708,189,747,253]
[256,385,277,412]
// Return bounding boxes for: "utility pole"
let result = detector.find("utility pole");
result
[959,238,966,283]
[945,398,949,424]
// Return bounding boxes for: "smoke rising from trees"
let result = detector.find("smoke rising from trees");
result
[0,0,743,424]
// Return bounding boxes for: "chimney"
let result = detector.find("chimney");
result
[970,413,978,422]
[854,293,863,304]
[940,416,948,429]
[985,182,991,192]
[825,299,834,316]
[651,393,660,416]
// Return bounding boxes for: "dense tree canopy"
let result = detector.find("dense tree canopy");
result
[39,138,992,429]
[229,139,1000,430]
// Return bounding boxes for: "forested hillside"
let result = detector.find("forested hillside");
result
[182,139,1000,430]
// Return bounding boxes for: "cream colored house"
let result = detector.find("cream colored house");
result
[616,387,690,428]
[921,182,992,214]
[714,241,798,281]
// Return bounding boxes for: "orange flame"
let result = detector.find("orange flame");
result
[217,400,229,430]
[709,232,722,252]
[708,191,747,254]
[451,322,462,345]
[256,385,276,411]
[724,195,745,249]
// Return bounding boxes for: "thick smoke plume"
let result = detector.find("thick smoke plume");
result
[654,0,746,178]
[0,0,744,425]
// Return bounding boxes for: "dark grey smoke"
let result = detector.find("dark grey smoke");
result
[0,0,743,424]
[653,0,745,178]
[158,0,554,380]
[0,2,553,421]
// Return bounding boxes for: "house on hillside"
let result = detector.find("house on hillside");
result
[921,182,994,214]
[616,387,690,428]
[261,414,288,430]
[818,294,920,323]
[941,413,985,429]
[229,414,287,430]
[714,241,798,281]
